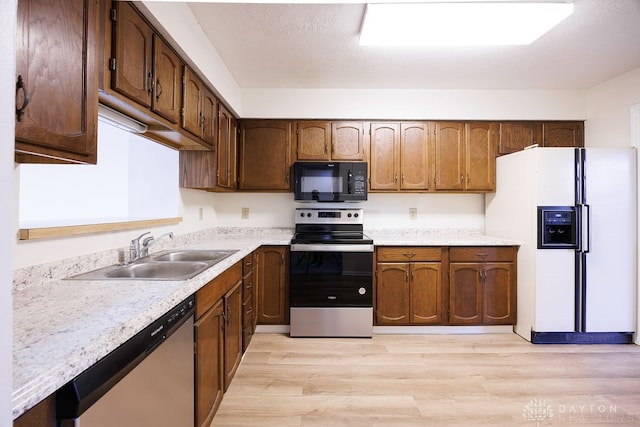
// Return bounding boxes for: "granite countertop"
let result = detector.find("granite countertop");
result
[12,228,519,419]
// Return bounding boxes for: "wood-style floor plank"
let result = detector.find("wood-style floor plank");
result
[212,333,640,426]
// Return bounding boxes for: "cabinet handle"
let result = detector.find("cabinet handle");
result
[402,253,416,259]
[15,75,30,122]
[460,174,464,183]
[147,72,153,95]
[226,303,231,323]
[406,270,409,283]
[324,144,328,155]
[476,252,489,258]
[155,78,163,100]
[394,174,398,183]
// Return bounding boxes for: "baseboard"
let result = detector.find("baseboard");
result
[255,325,515,335]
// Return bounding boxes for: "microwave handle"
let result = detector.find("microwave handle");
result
[347,170,353,194]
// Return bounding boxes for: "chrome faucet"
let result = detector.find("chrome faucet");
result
[129,231,174,262]
[129,232,151,262]
[140,232,174,258]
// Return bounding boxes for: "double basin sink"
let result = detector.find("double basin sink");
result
[67,249,238,281]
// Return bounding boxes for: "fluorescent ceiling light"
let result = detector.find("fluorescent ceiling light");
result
[360,2,574,46]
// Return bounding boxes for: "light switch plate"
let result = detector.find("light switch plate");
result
[409,207,417,220]
[241,207,250,219]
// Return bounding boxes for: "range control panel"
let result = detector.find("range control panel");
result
[295,208,364,225]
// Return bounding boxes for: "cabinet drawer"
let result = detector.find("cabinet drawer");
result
[449,247,515,262]
[242,253,254,277]
[377,247,442,262]
[196,261,242,318]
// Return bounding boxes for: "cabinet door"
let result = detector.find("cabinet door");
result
[256,246,289,324]
[238,121,293,190]
[111,2,153,108]
[296,121,330,160]
[331,122,364,160]
[410,262,442,324]
[376,263,410,324]
[542,122,584,148]
[449,263,483,325]
[151,35,182,124]
[195,299,224,427]
[434,122,465,190]
[482,263,515,324]
[202,87,218,148]
[370,123,400,190]
[465,122,496,191]
[15,0,99,164]
[216,104,233,189]
[179,150,216,189]
[499,122,541,155]
[224,281,243,391]
[182,67,204,139]
[400,122,430,190]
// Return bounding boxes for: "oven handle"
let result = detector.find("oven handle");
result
[291,243,374,252]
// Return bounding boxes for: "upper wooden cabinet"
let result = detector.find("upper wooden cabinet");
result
[498,122,541,155]
[400,122,432,191]
[151,35,182,124]
[369,122,432,191]
[465,122,497,192]
[542,121,584,148]
[111,2,154,108]
[238,120,293,190]
[295,121,365,161]
[434,122,465,191]
[216,104,235,190]
[499,121,584,155]
[182,67,217,149]
[370,123,400,190]
[15,0,99,164]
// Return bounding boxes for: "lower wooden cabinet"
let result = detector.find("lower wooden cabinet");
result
[13,393,56,427]
[256,246,289,324]
[242,252,258,351]
[195,261,242,426]
[375,246,517,326]
[376,247,444,325]
[194,298,224,427]
[448,247,516,325]
[224,281,243,391]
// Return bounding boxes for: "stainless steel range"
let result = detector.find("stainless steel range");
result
[290,208,374,337]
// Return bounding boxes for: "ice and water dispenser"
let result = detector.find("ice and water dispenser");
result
[537,206,579,249]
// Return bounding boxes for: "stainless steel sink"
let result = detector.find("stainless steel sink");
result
[66,249,238,280]
[104,261,209,279]
[152,250,237,263]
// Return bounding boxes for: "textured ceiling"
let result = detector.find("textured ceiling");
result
[187,0,640,90]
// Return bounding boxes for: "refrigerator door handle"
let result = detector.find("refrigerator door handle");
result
[581,204,590,253]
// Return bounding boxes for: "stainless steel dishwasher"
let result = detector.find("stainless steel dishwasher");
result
[56,295,195,427]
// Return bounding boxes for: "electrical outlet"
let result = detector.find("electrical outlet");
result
[198,207,204,221]
[241,207,250,219]
[409,207,417,220]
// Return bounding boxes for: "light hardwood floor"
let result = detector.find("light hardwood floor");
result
[213,333,640,426]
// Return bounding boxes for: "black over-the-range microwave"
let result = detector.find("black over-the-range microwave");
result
[293,161,368,202]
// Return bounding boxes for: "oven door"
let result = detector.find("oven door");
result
[290,247,373,308]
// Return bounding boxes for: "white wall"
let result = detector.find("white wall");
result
[241,88,588,120]
[2,1,16,425]
[586,67,640,148]
[213,192,485,230]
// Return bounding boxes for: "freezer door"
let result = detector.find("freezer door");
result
[581,148,636,332]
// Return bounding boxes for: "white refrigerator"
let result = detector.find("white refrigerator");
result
[486,147,636,343]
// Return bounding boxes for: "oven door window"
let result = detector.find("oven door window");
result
[290,251,373,307]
